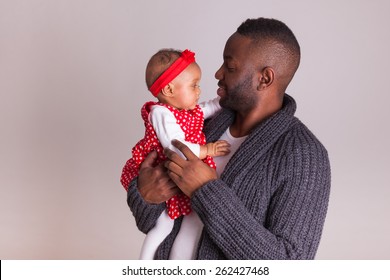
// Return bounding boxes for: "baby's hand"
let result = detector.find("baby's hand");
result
[207,140,231,157]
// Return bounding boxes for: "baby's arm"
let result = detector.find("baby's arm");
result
[199,97,221,119]
[151,105,200,158]
[150,105,229,159]
[199,141,230,159]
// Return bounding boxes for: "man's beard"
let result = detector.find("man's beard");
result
[220,74,258,113]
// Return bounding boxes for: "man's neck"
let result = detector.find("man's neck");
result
[230,99,283,138]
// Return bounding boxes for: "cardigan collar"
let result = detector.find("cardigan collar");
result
[204,94,298,180]
[205,94,297,141]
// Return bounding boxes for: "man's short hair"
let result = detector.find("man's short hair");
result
[237,18,301,85]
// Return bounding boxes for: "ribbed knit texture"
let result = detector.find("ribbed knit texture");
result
[154,216,183,259]
[127,94,331,259]
[127,179,165,234]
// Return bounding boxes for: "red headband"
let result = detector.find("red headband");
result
[149,49,195,96]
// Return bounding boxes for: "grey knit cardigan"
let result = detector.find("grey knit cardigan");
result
[127,94,331,259]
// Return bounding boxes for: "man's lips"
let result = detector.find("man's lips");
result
[217,87,225,97]
[217,83,226,97]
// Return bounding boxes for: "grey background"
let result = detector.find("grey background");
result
[1,0,389,259]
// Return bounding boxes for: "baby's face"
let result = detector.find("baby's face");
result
[168,63,201,110]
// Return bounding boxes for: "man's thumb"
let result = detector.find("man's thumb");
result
[140,150,158,168]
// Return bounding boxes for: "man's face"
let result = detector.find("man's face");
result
[215,33,259,113]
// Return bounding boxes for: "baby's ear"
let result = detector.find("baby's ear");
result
[161,83,174,97]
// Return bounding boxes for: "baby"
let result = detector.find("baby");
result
[120,48,230,220]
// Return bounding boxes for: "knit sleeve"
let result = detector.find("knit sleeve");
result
[191,132,331,259]
[127,178,165,234]
[267,130,331,259]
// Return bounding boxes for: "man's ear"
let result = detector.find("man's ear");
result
[161,83,174,97]
[257,67,274,90]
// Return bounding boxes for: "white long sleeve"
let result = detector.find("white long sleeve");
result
[149,105,200,158]
[199,97,221,119]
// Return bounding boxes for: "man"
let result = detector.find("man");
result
[127,17,331,259]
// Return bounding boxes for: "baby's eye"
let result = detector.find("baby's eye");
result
[193,84,201,88]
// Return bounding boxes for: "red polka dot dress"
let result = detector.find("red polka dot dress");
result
[120,101,216,219]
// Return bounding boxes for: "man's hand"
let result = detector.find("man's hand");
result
[164,140,218,197]
[138,150,180,204]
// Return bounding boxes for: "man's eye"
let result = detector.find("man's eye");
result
[226,65,235,72]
